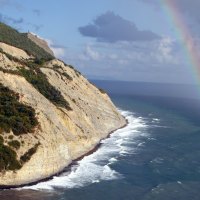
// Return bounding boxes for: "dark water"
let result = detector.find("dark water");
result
[1,81,200,200]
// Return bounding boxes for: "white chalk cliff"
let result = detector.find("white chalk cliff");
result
[0,41,126,187]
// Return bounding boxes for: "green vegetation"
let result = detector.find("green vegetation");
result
[0,42,72,110]
[8,140,21,150]
[0,136,3,144]
[0,83,38,136]
[0,22,53,60]
[0,137,21,171]
[98,88,107,94]
[0,59,72,110]
[0,136,39,171]
[62,72,73,81]
[19,67,72,110]
[53,64,62,70]
[66,64,82,77]
[53,64,73,81]
[20,143,40,163]
[8,135,14,140]
[0,47,20,63]
[0,23,77,172]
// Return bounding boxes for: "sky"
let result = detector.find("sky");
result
[0,0,200,84]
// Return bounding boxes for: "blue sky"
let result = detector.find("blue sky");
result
[0,0,199,84]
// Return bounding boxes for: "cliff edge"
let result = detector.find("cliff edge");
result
[26,32,54,57]
[0,23,126,187]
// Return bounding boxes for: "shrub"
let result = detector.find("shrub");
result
[67,64,81,77]
[34,58,46,65]
[53,64,62,70]
[0,83,38,136]
[0,143,21,171]
[8,135,13,140]
[19,68,72,110]
[52,64,73,81]
[20,143,40,163]
[62,72,73,81]
[0,22,54,60]
[8,140,21,150]
[98,88,107,94]
[0,136,4,144]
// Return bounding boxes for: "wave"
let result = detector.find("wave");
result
[21,109,147,191]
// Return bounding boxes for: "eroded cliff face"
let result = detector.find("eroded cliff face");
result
[0,42,126,187]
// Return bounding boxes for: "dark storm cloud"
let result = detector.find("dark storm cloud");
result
[79,11,160,43]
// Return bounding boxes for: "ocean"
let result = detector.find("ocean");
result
[1,81,200,200]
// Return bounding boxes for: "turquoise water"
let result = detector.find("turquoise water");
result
[1,90,200,199]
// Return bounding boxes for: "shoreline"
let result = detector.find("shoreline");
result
[0,119,128,190]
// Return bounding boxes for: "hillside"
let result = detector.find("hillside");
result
[0,22,54,60]
[0,24,126,187]
[26,32,54,57]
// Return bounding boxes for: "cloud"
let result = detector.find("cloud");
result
[0,13,24,25]
[139,0,200,35]
[45,40,66,58]
[28,33,66,58]
[79,11,160,43]
[4,17,23,24]
[28,23,43,31]
[139,0,200,17]
[0,2,41,32]
[0,0,23,10]
[84,45,101,60]
[63,36,193,83]
[0,12,43,32]
[33,9,41,16]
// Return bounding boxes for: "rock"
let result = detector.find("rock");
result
[0,42,126,187]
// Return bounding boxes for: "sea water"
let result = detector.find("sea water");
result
[0,81,200,200]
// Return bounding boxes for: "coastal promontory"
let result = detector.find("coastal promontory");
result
[0,22,126,187]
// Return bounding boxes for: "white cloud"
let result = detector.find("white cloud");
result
[138,0,200,37]
[0,0,23,10]
[159,37,173,58]
[30,33,66,58]
[63,36,194,83]
[84,45,101,60]
[153,37,179,64]
[46,39,66,58]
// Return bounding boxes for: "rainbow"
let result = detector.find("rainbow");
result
[161,0,200,84]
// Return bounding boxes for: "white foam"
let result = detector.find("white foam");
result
[137,142,145,147]
[21,109,147,191]
[177,181,182,185]
[109,157,118,163]
[150,157,164,164]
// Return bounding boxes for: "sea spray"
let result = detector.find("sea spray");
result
[21,110,147,190]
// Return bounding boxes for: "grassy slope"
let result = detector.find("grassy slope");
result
[0,22,54,60]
